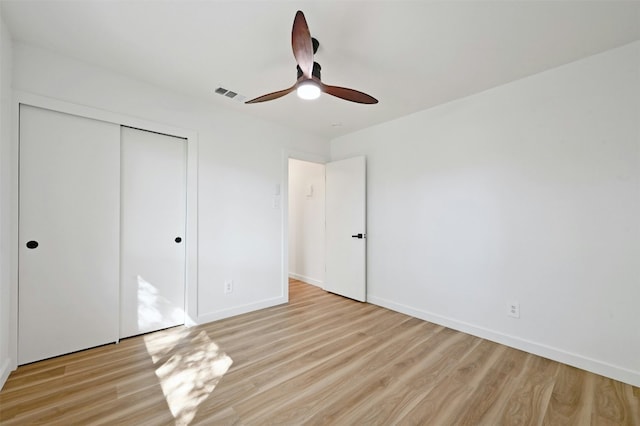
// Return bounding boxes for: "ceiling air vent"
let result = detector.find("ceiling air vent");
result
[214,87,246,103]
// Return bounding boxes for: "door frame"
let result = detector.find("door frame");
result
[8,92,199,371]
[281,150,329,300]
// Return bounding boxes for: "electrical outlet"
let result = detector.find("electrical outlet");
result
[507,301,520,318]
[224,280,233,294]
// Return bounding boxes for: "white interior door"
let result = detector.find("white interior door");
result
[18,105,121,364]
[120,127,187,338]
[325,156,366,301]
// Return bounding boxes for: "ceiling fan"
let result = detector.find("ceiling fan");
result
[245,11,378,105]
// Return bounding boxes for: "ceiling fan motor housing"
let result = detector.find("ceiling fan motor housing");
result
[297,62,321,80]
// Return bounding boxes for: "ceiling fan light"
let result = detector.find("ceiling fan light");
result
[297,81,321,100]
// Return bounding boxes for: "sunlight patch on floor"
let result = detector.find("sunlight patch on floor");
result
[144,330,233,425]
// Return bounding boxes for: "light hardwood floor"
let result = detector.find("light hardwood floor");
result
[1,279,638,425]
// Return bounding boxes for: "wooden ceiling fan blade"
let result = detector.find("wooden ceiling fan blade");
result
[245,85,296,104]
[322,84,378,104]
[292,11,314,78]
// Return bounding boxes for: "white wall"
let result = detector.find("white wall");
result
[0,11,13,387]
[331,41,640,386]
[288,159,325,286]
[1,43,329,382]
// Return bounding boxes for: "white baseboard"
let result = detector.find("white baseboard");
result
[368,295,640,388]
[0,357,12,391]
[288,273,323,287]
[195,295,288,325]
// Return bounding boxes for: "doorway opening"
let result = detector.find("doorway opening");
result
[287,158,326,291]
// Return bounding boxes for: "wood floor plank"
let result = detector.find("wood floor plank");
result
[592,376,636,425]
[396,339,506,425]
[445,346,530,425]
[232,314,423,422]
[0,385,118,425]
[625,384,640,425]
[495,353,559,426]
[543,363,596,425]
[244,315,388,390]
[217,298,377,368]
[1,279,638,425]
[261,320,444,424]
[310,330,478,425]
[0,350,155,409]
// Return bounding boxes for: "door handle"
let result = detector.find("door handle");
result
[26,240,39,249]
[175,237,182,243]
[351,233,365,239]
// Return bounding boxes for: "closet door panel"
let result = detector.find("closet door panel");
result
[18,105,120,364]
[120,127,186,338]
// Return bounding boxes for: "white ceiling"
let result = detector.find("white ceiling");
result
[2,1,639,139]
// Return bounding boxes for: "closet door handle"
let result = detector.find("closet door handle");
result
[26,240,39,249]
[175,237,182,243]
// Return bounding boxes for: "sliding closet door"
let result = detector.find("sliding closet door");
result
[19,105,120,364]
[120,127,187,338]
